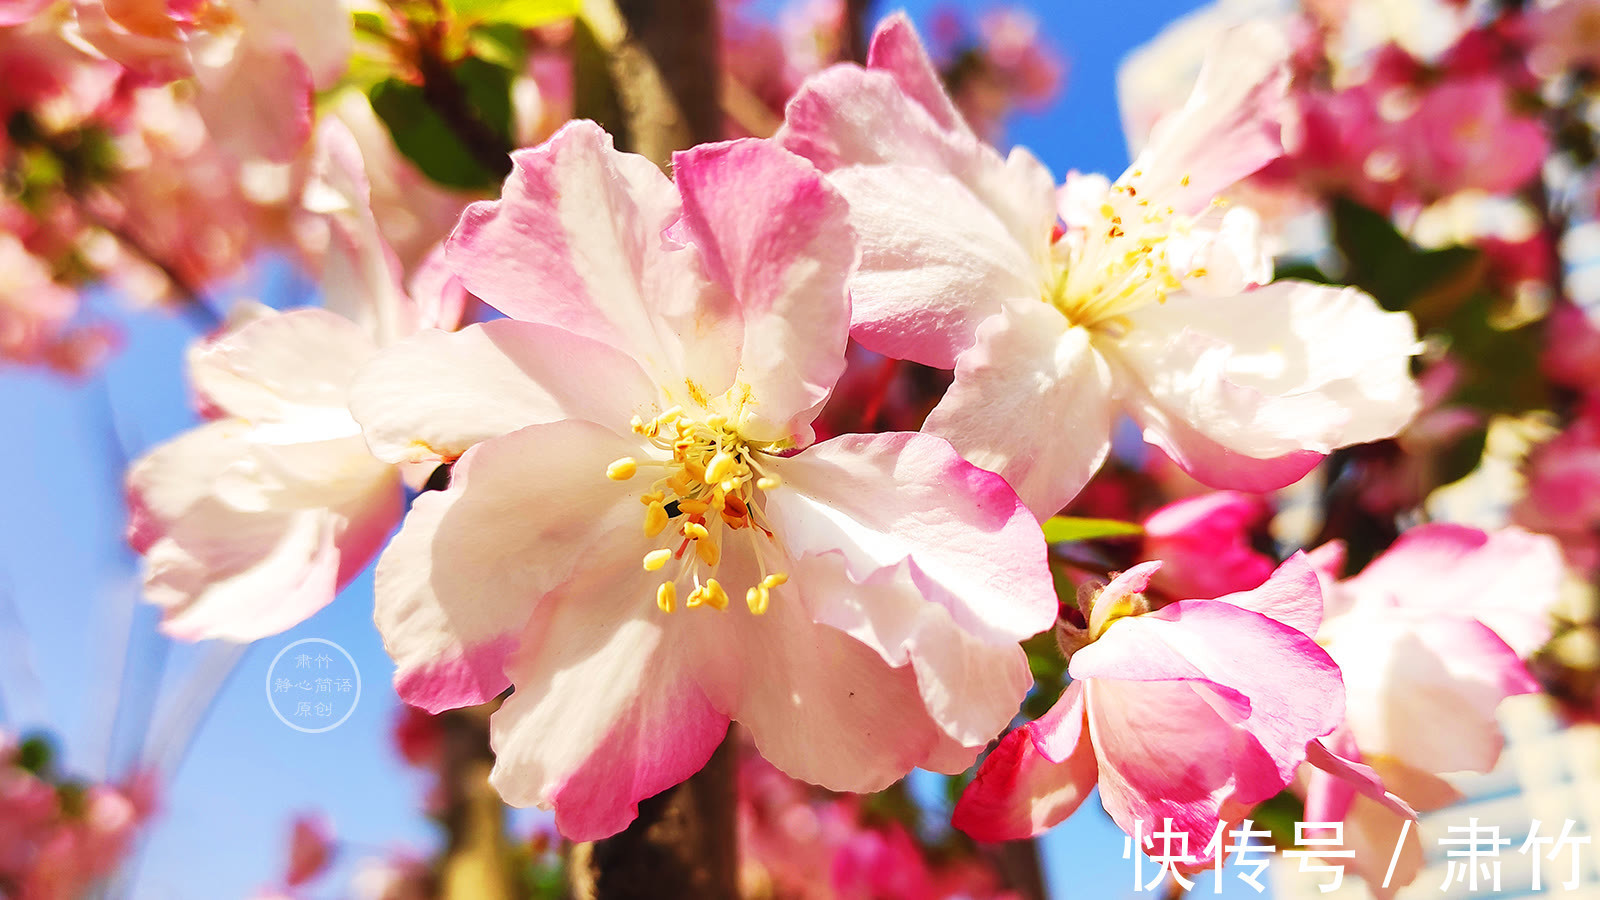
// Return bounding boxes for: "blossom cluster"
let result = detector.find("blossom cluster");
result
[5,0,1596,897]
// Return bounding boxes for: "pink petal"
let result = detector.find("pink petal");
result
[1210,552,1324,636]
[488,560,727,840]
[1128,22,1290,213]
[375,420,650,712]
[131,426,400,642]
[1324,615,1538,777]
[1073,599,1345,789]
[191,36,313,162]
[1142,491,1275,601]
[952,700,1098,842]
[349,320,656,464]
[447,120,736,396]
[862,13,969,137]
[670,139,855,443]
[761,431,1057,647]
[1303,737,1416,822]
[1344,523,1562,657]
[826,165,1034,369]
[922,305,1113,517]
[789,552,1032,748]
[405,244,468,333]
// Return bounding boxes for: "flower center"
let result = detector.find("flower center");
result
[1045,174,1209,332]
[607,407,788,616]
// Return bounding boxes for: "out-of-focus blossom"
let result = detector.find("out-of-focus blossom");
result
[780,15,1419,518]
[285,814,334,887]
[1141,491,1275,600]
[124,119,463,642]
[1517,398,1600,570]
[0,734,156,900]
[1298,526,1559,894]
[1357,357,1485,517]
[930,7,1064,142]
[349,122,1056,839]
[1525,0,1600,77]
[77,0,352,161]
[954,556,1402,850]
[739,752,1018,900]
[0,232,117,374]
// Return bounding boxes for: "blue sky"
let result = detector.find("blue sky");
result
[0,2,1277,898]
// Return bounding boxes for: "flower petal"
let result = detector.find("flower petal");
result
[670,139,856,443]
[488,559,727,841]
[951,689,1098,842]
[793,552,1032,747]
[189,308,375,425]
[1115,280,1420,487]
[447,120,736,395]
[922,305,1113,518]
[1128,21,1290,212]
[374,420,648,712]
[130,425,400,642]
[1343,523,1561,657]
[762,431,1057,647]
[1210,552,1324,636]
[349,320,657,464]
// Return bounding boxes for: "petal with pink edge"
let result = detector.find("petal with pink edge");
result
[828,165,1039,369]
[952,699,1098,841]
[488,561,727,840]
[1072,599,1345,784]
[922,305,1114,518]
[191,36,314,163]
[671,139,856,443]
[1210,552,1324,637]
[447,120,736,395]
[761,431,1057,647]
[1344,523,1562,657]
[1323,615,1537,776]
[1128,21,1290,213]
[375,420,649,713]
[349,321,657,464]
[791,552,1032,748]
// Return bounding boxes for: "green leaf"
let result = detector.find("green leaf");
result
[1041,516,1143,544]
[352,9,389,38]
[1327,196,1485,327]
[448,0,578,28]
[367,56,513,191]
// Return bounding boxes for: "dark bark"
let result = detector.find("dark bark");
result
[568,735,739,900]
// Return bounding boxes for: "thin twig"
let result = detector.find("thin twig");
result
[409,0,514,178]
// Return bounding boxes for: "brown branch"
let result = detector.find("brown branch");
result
[841,0,872,64]
[78,197,219,331]
[409,1,514,178]
[437,704,518,900]
[568,734,738,899]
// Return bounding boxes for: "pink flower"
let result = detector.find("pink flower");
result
[778,16,1420,518]
[954,555,1376,850]
[1516,400,1600,570]
[1141,491,1274,600]
[77,0,351,161]
[285,814,333,887]
[347,122,1057,839]
[1297,526,1559,893]
[0,233,116,376]
[125,119,462,642]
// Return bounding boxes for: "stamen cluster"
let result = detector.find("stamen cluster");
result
[607,407,788,616]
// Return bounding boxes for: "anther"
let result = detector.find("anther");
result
[705,450,737,485]
[607,457,638,481]
[684,522,710,541]
[695,535,720,567]
[657,581,677,613]
[645,502,669,537]
[756,476,781,491]
[643,549,673,571]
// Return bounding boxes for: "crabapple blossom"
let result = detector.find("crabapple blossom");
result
[1290,526,1559,893]
[953,554,1405,851]
[1140,490,1274,600]
[124,119,462,642]
[347,121,1057,839]
[779,15,1421,518]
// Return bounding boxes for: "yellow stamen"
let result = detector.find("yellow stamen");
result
[756,476,781,491]
[644,502,669,537]
[684,522,710,541]
[702,579,730,610]
[606,457,638,481]
[657,581,677,613]
[695,535,720,567]
[705,450,737,485]
[746,586,769,615]
[643,549,673,571]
